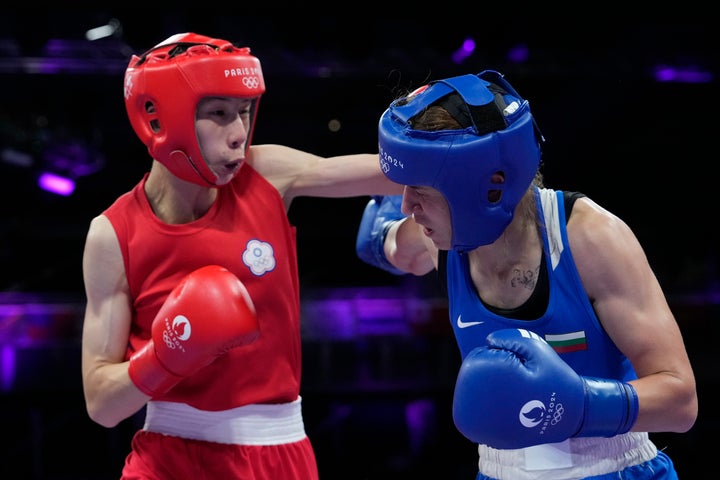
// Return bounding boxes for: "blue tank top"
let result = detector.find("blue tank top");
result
[444,187,636,381]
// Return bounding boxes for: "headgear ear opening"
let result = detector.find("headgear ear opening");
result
[123,32,266,186]
[378,70,543,251]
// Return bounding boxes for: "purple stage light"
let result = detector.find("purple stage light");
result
[654,65,713,84]
[38,172,75,196]
[451,38,475,64]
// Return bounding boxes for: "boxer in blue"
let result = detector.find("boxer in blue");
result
[356,70,697,479]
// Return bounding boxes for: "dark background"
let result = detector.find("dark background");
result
[0,10,716,479]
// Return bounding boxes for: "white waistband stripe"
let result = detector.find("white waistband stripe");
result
[143,397,307,445]
[477,432,658,480]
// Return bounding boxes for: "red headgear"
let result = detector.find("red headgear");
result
[123,32,266,186]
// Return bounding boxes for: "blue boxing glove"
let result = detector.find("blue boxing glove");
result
[452,328,638,450]
[355,195,406,275]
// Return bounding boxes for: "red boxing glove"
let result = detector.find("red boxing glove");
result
[128,265,259,397]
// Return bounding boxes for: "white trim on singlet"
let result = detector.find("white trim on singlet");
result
[539,188,563,271]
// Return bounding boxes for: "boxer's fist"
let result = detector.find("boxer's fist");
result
[129,265,259,397]
[356,195,406,275]
[452,328,638,449]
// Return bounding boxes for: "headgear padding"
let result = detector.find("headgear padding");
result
[124,32,266,186]
[378,70,542,251]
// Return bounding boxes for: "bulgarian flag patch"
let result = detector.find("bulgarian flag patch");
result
[545,331,587,353]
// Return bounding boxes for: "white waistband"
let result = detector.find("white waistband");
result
[477,432,658,480]
[143,397,307,445]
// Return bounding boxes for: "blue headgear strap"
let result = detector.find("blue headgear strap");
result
[378,70,543,251]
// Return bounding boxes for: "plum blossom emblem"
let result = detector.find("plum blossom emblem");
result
[242,239,276,276]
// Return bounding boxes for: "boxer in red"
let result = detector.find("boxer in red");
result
[80,32,401,479]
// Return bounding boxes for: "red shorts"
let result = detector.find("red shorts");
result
[120,430,319,480]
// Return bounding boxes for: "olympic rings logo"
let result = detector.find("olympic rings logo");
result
[158,315,191,351]
[242,76,260,89]
[379,150,404,173]
[162,329,176,349]
[550,404,565,425]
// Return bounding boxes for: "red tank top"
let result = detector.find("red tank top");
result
[104,163,301,410]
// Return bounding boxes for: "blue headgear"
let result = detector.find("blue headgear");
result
[378,70,543,252]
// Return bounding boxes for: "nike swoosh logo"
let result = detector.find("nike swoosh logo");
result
[456,314,483,328]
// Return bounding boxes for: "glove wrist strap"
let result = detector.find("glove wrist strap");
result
[129,344,183,398]
[578,377,639,437]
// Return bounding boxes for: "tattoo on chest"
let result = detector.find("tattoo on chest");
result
[511,266,540,290]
